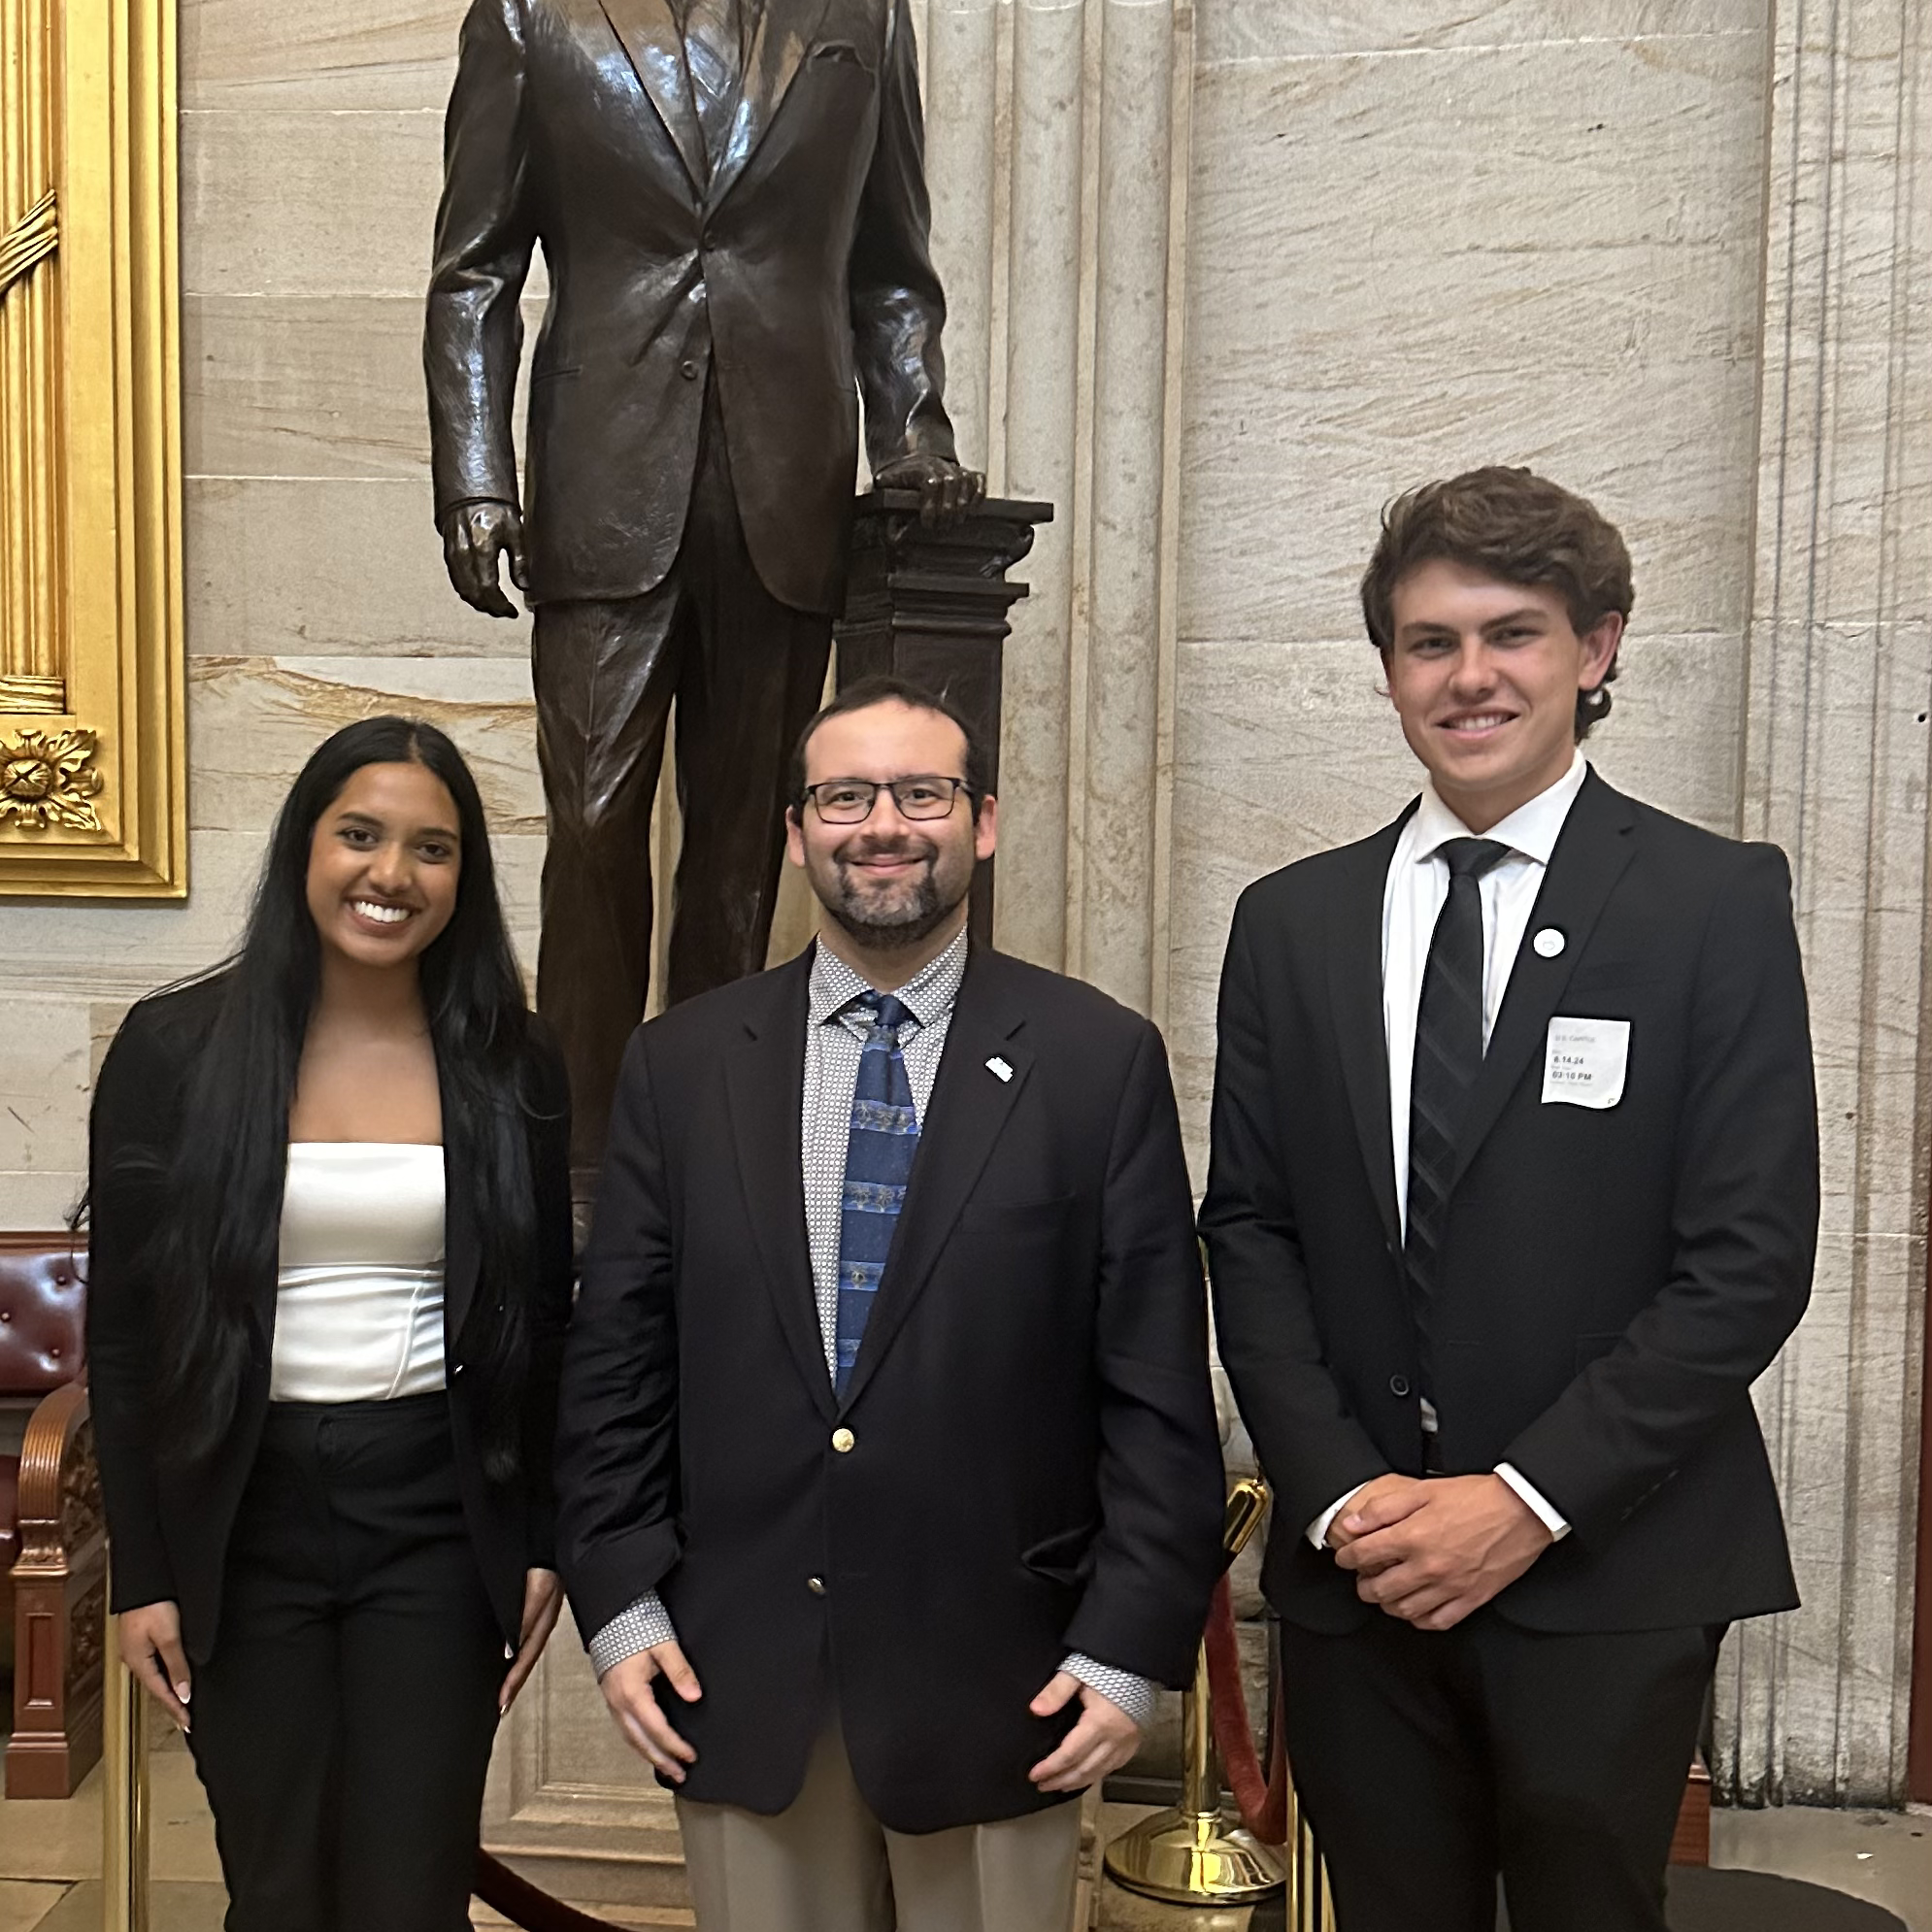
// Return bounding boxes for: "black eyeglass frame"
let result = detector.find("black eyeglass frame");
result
[796,775,979,823]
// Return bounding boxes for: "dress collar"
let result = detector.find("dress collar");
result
[808,922,970,1030]
[1408,749,1588,869]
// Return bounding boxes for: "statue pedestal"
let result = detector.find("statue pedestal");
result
[836,490,1053,940]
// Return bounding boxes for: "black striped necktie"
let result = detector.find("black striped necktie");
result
[1404,837,1512,1411]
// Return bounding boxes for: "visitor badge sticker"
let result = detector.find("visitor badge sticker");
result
[1532,927,1565,958]
[1542,1017,1629,1110]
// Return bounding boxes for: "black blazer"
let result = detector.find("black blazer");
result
[426,0,957,613]
[1201,772,1819,1637]
[85,973,575,1662]
[554,945,1225,1833]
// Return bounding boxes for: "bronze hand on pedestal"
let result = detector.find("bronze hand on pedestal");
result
[873,453,985,528]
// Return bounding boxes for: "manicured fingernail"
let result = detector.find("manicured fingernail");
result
[176,1684,191,1703]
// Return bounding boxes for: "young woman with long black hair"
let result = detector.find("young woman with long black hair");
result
[86,716,573,1932]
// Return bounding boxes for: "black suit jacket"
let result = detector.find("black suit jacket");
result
[426,0,957,613]
[85,973,575,1662]
[1201,772,1818,1636]
[554,944,1224,1832]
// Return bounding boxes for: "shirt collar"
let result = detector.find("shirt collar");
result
[809,922,970,1031]
[1410,750,1588,870]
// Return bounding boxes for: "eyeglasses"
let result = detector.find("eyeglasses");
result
[800,776,974,824]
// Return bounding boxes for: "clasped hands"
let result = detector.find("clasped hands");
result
[1327,1472,1553,1633]
[601,1646,1138,1795]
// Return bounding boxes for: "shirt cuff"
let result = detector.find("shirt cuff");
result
[1307,1483,1370,1550]
[1494,1463,1571,1541]
[586,1591,678,1680]
[1062,1653,1156,1731]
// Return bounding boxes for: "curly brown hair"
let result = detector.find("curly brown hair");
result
[1360,466,1634,742]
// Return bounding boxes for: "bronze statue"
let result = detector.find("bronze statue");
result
[425,0,982,1180]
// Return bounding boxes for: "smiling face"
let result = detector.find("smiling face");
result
[785,699,997,957]
[1383,558,1622,831]
[304,760,462,975]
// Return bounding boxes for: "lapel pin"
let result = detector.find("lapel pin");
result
[1533,927,1565,959]
[986,1055,1014,1083]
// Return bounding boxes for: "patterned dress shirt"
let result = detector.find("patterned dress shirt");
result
[586,928,1157,1729]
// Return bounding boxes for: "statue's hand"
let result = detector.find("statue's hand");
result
[443,500,529,618]
[874,453,985,530]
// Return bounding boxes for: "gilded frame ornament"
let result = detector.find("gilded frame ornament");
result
[0,0,185,896]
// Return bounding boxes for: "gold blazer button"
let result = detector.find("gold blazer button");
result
[832,1427,855,1453]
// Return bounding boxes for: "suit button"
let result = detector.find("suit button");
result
[1389,1375,1410,1398]
[701,228,716,249]
[831,1427,855,1453]
[680,358,700,381]
[807,1576,827,1596]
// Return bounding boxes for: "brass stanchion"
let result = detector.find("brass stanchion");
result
[101,1618,150,1932]
[1279,1774,1337,1932]
[1103,1480,1335,1924]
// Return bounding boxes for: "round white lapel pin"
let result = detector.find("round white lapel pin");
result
[1532,927,1565,959]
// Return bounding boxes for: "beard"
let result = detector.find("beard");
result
[822,839,969,950]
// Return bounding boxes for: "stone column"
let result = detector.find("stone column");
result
[1066,0,1187,1017]
[919,0,1000,470]
[1721,0,1932,1808]
[995,0,1086,972]
[916,0,1192,1013]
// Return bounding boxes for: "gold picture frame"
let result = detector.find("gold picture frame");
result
[0,0,184,896]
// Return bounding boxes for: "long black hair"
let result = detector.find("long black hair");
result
[147,716,542,1479]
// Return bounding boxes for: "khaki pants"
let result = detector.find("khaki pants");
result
[676,1720,1083,1932]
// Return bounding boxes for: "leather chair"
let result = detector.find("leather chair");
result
[0,1232,104,1797]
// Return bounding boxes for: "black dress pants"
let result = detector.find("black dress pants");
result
[1279,1611,1724,1932]
[531,382,836,1178]
[188,1394,505,1932]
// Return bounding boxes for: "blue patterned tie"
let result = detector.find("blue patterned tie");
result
[834,993,918,1397]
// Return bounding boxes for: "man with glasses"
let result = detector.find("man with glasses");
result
[555,677,1223,1932]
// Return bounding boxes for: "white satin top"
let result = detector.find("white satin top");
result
[270,1143,448,1403]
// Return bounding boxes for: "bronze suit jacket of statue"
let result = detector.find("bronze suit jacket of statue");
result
[426,0,958,615]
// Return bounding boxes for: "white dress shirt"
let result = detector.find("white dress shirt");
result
[1307,753,1587,1550]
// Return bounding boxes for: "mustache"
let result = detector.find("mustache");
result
[832,836,939,867]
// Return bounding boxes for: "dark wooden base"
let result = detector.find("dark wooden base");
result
[1671,1759,1714,1867]
[836,489,1052,940]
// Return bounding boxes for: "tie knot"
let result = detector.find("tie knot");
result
[862,993,913,1038]
[1440,837,1512,882]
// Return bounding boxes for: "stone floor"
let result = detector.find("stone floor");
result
[0,1741,1922,1930]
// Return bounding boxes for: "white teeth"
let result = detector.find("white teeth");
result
[351,900,411,924]
[1449,715,1510,730]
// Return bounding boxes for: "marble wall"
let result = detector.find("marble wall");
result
[0,0,1926,1810]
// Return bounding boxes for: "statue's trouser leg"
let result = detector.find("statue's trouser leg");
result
[532,588,682,1184]
[662,380,835,1008]
[531,390,834,1183]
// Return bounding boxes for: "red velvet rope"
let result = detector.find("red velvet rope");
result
[1203,1571,1292,1845]
[474,1850,629,1932]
